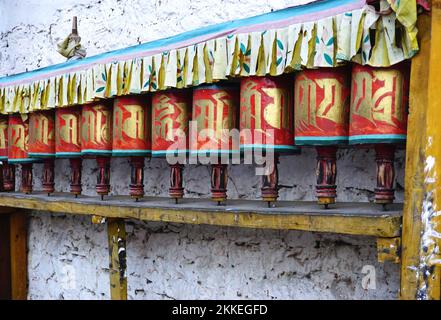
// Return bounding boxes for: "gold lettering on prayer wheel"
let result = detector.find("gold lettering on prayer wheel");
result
[0,116,8,160]
[81,103,112,156]
[56,106,82,156]
[29,110,56,157]
[112,96,150,156]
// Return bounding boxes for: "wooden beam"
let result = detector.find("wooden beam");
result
[401,10,441,300]
[107,218,127,300]
[0,193,402,237]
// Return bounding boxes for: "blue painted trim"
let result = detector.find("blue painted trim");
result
[81,149,112,156]
[189,150,240,156]
[112,150,151,157]
[348,134,406,145]
[56,152,82,158]
[0,156,8,160]
[152,150,190,157]
[28,152,56,158]
[240,144,300,153]
[194,84,239,91]
[0,0,359,84]
[295,136,348,146]
[8,158,35,164]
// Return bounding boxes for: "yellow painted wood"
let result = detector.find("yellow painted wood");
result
[107,218,127,300]
[401,10,441,300]
[377,237,401,264]
[0,193,402,237]
[91,215,106,225]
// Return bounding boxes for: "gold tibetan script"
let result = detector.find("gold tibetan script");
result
[194,92,234,140]
[351,70,404,126]
[114,104,146,140]
[30,114,53,145]
[0,121,7,149]
[58,114,79,146]
[82,108,110,144]
[10,124,27,151]
[241,80,289,130]
[295,77,345,128]
[154,95,187,141]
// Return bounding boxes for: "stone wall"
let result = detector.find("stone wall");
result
[1,0,403,299]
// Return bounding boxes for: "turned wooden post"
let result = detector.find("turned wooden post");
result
[211,161,228,205]
[261,154,279,207]
[96,157,111,200]
[375,144,395,209]
[69,158,82,197]
[20,164,33,194]
[2,162,15,192]
[42,159,55,196]
[129,156,145,201]
[169,163,184,203]
[316,147,337,209]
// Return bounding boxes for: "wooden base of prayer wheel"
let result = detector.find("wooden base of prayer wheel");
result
[129,156,145,201]
[69,158,82,197]
[211,163,228,205]
[42,159,55,195]
[169,163,184,203]
[316,147,337,209]
[261,154,280,206]
[96,157,111,200]
[21,163,33,194]
[3,162,15,192]
[375,144,395,208]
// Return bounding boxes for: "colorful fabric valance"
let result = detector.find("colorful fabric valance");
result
[0,0,418,114]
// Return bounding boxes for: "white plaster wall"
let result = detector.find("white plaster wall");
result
[1,0,403,300]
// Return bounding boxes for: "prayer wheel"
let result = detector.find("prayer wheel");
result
[55,106,82,197]
[191,84,239,204]
[294,68,350,208]
[8,114,34,194]
[0,115,14,191]
[349,63,409,208]
[152,90,191,203]
[112,95,151,201]
[240,76,298,206]
[81,102,113,200]
[28,110,56,195]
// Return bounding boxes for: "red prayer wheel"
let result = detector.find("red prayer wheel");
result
[8,114,34,194]
[0,115,10,192]
[81,102,113,199]
[349,63,409,207]
[0,115,8,162]
[152,90,192,202]
[29,110,56,195]
[191,84,239,204]
[240,76,298,205]
[294,68,350,208]
[112,95,151,200]
[55,106,82,196]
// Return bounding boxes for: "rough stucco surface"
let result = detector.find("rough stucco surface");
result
[1,0,403,300]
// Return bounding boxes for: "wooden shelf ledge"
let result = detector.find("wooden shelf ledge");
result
[0,193,402,237]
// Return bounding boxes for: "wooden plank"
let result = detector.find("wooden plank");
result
[400,13,431,300]
[107,218,127,300]
[9,211,28,300]
[0,215,11,299]
[401,9,441,300]
[0,193,402,237]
